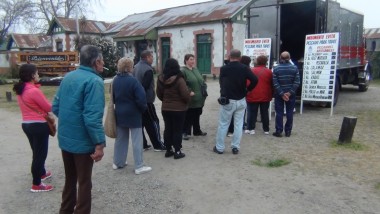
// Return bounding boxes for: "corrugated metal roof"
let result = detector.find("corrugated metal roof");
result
[56,17,110,34]
[11,33,50,49]
[107,0,252,38]
[364,28,380,39]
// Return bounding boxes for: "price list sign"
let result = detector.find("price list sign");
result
[301,33,339,103]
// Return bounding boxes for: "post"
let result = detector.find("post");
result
[338,116,357,144]
[6,91,12,102]
[203,74,207,82]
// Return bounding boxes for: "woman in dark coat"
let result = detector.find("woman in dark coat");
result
[112,57,152,174]
[157,58,193,159]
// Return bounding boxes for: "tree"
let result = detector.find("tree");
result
[25,0,102,33]
[74,35,120,77]
[0,0,34,44]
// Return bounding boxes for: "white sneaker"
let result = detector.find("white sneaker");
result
[135,166,152,175]
[264,132,269,135]
[227,133,233,137]
[112,162,128,170]
[244,130,250,134]
[249,130,255,135]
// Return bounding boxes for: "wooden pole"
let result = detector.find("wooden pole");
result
[6,91,12,102]
[338,116,357,144]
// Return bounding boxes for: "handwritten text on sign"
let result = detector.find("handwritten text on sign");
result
[243,38,271,67]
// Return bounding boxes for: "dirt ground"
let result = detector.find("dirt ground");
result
[1,80,380,214]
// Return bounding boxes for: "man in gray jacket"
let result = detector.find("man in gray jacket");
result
[133,50,166,151]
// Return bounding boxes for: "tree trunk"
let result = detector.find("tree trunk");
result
[338,116,357,144]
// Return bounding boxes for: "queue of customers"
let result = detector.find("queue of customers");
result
[14,46,299,214]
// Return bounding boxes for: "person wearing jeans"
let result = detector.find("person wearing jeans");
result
[214,49,258,154]
[215,98,247,152]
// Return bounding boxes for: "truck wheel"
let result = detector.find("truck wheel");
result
[359,85,368,92]
[358,72,370,92]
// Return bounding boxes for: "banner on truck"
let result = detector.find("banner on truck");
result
[300,32,340,115]
[243,38,271,67]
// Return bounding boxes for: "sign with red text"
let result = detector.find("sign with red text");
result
[301,33,339,103]
[243,38,271,67]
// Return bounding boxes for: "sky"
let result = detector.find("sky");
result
[92,0,379,28]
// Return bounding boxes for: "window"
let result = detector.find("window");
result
[56,41,63,52]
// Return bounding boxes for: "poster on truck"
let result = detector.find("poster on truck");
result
[300,32,340,115]
[243,38,271,67]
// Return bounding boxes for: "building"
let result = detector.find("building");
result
[46,0,254,75]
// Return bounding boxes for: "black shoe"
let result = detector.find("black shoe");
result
[193,131,207,136]
[213,146,223,154]
[154,146,166,152]
[285,132,291,137]
[182,133,189,140]
[165,150,175,158]
[232,148,239,155]
[174,151,185,159]
[143,145,152,151]
[272,132,282,137]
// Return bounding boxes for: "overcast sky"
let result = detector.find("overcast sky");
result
[92,0,379,28]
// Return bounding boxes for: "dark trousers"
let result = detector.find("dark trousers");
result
[22,123,49,185]
[246,102,270,132]
[142,103,165,149]
[274,94,296,133]
[183,107,203,135]
[162,111,186,152]
[59,150,94,214]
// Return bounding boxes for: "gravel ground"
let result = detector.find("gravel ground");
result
[0,80,380,214]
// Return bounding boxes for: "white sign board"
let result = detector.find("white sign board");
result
[243,38,271,67]
[300,33,339,115]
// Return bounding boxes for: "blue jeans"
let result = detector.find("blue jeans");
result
[215,98,247,152]
[274,94,296,134]
[114,127,144,169]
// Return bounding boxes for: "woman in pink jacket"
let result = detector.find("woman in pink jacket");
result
[13,64,54,192]
[245,55,273,135]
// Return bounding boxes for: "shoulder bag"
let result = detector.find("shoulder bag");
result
[104,78,117,138]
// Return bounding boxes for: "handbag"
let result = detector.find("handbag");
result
[200,82,208,97]
[21,96,56,136]
[104,78,117,138]
[45,113,57,136]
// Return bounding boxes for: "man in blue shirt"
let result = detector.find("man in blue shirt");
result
[272,51,300,137]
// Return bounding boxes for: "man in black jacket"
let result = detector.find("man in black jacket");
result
[214,49,258,155]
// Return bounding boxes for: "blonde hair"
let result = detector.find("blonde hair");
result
[117,57,134,73]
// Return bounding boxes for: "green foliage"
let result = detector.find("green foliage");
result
[74,35,120,77]
[251,158,291,168]
[375,183,380,190]
[330,140,368,151]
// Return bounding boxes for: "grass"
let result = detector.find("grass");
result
[0,83,111,112]
[375,183,380,190]
[330,140,368,151]
[371,78,380,86]
[251,158,291,168]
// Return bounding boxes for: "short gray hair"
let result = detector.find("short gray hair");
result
[230,49,241,59]
[80,45,102,67]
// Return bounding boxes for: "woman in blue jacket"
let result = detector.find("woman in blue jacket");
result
[112,57,152,175]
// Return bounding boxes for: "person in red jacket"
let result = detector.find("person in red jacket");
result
[245,55,273,135]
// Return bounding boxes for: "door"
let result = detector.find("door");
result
[161,37,170,69]
[196,34,212,74]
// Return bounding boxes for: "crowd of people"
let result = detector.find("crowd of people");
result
[13,45,300,213]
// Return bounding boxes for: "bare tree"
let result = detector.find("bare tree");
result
[25,0,102,33]
[0,0,34,44]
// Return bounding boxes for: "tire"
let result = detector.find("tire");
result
[358,72,370,92]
